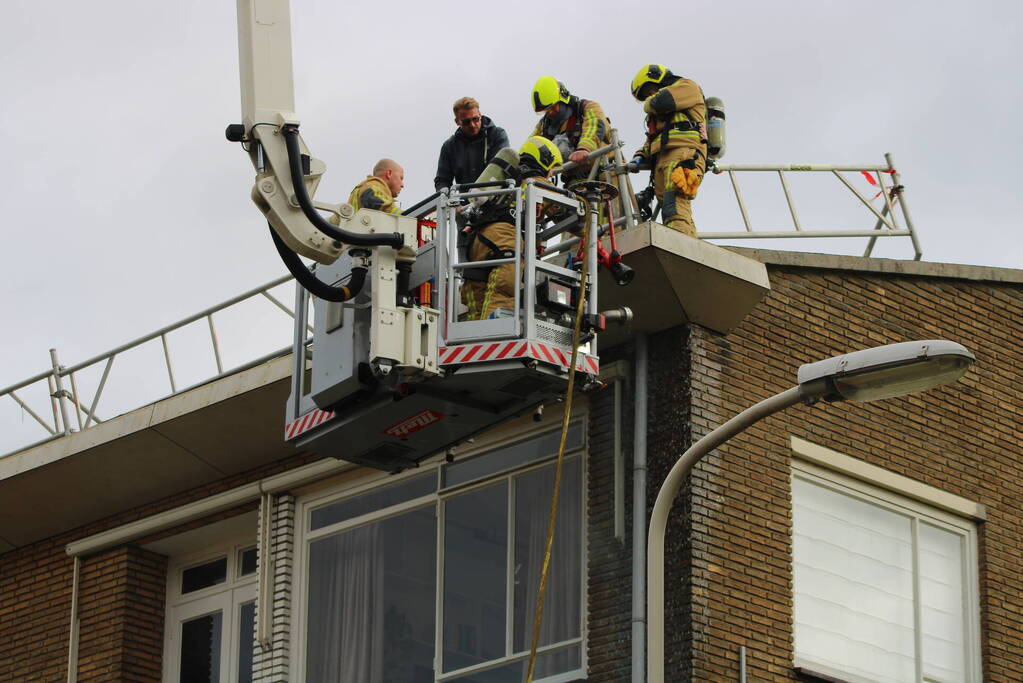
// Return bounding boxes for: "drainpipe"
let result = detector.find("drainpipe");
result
[631,334,648,683]
[66,556,80,683]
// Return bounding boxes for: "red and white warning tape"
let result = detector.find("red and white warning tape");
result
[439,339,598,374]
[285,408,334,440]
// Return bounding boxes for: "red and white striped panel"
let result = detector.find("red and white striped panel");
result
[438,340,530,365]
[439,340,599,375]
[285,408,335,441]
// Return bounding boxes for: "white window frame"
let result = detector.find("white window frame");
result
[163,542,259,683]
[791,439,983,683]
[291,419,589,682]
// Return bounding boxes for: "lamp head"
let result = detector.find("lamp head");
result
[797,340,975,403]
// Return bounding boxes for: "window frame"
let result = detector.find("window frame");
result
[791,457,983,683]
[163,541,260,683]
[292,419,589,682]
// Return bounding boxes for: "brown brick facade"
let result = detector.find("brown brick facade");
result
[0,452,318,682]
[680,266,1023,681]
[2,259,1021,682]
[76,547,167,681]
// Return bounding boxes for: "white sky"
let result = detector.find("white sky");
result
[1,0,1020,452]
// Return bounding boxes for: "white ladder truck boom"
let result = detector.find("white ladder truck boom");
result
[228,0,620,472]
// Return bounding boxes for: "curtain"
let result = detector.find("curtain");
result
[306,524,385,683]
[515,458,582,675]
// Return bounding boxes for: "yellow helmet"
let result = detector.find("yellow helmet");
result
[531,76,570,112]
[519,136,563,172]
[631,64,673,100]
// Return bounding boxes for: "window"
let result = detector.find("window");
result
[163,541,258,683]
[297,424,586,682]
[792,461,981,683]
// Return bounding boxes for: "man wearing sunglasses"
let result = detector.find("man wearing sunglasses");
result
[434,97,509,192]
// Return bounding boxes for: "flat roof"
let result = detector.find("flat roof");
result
[728,247,1023,284]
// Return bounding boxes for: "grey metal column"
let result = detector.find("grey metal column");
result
[49,348,71,436]
[886,152,923,260]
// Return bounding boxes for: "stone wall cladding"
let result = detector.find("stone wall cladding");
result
[0,452,318,681]
[684,266,1023,681]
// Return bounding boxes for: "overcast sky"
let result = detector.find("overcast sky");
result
[1,0,1020,452]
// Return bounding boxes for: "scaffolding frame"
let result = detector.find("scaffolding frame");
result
[701,152,921,260]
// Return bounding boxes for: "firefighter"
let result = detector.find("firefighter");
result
[347,158,404,214]
[627,64,707,237]
[530,76,611,185]
[461,136,563,320]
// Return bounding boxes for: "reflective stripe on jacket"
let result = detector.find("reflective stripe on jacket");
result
[532,98,611,153]
[634,78,707,160]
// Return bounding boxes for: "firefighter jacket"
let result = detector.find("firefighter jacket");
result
[532,98,611,155]
[634,78,707,162]
[434,116,510,191]
[347,176,400,215]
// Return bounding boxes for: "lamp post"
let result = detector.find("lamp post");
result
[646,340,976,682]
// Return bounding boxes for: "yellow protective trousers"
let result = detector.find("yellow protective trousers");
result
[654,146,706,237]
[462,221,517,320]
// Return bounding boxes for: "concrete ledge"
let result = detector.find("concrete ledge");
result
[0,355,297,550]
[598,222,771,345]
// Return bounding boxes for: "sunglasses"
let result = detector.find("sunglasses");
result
[459,116,482,125]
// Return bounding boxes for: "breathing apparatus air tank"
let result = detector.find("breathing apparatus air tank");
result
[706,96,726,161]
[474,147,521,189]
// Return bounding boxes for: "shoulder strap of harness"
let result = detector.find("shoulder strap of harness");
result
[567,98,588,146]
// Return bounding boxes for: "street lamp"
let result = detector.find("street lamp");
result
[646,340,976,683]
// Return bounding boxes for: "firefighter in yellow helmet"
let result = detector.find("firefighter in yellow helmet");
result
[347,158,404,214]
[461,136,562,320]
[627,64,707,237]
[530,76,611,185]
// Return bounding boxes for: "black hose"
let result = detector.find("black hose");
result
[269,224,366,302]
[402,191,442,217]
[281,125,404,249]
[454,180,512,191]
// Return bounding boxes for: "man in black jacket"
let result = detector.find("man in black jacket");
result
[434,97,509,191]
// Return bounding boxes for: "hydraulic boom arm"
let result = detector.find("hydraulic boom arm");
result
[230,0,409,266]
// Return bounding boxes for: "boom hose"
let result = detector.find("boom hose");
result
[281,125,404,249]
[269,224,366,302]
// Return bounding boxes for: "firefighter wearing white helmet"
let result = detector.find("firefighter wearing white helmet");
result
[627,64,707,237]
[461,136,563,320]
[530,76,611,183]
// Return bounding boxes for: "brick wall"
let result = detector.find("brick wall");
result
[682,265,1023,681]
[0,452,318,682]
[76,546,167,681]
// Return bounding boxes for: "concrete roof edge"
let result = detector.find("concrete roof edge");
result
[0,354,293,482]
[724,247,1023,285]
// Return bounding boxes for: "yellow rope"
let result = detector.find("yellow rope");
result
[524,197,591,683]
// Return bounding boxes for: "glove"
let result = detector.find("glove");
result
[635,187,655,221]
[626,157,644,173]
